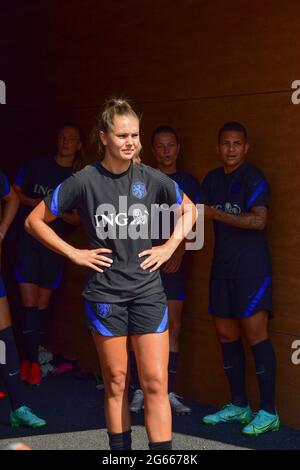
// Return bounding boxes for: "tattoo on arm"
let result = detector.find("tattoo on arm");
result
[214,206,267,230]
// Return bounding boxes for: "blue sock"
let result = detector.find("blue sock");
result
[149,440,172,450]
[251,339,276,414]
[22,307,39,363]
[108,430,132,450]
[37,308,49,345]
[221,339,248,407]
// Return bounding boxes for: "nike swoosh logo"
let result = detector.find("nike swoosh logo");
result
[253,420,277,432]
[9,369,20,377]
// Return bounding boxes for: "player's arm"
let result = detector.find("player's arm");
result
[140,194,198,272]
[162,240,186,273]
[205,205,267,230]
[0,185,19,239]
[25,201,112,272]
[13,183,42,208]
[0,185,19,265]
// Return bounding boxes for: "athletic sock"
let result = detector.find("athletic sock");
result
[251,339,276,414]
[0,327,24,410]
[168,352,179,393]
[108,430,132,450]
[130,351,140,390]
[22,307,39,363]
[220,339,248,407]
[149,440,172,450]
[37,308,49,345]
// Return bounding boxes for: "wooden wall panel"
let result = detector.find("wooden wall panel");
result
[42,1,300,104]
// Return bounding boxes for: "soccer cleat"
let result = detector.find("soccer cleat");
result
[20,360,31,382]
[27,362,42,386]
[168,392,191,415]
[203,403,253,425]
[0,390,6,399]
[10,406,47,428]
[130,389,144,413]
[242,409,280,436]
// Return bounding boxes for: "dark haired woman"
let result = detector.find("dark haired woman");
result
[13,124,83,386]
[202,122,279,436]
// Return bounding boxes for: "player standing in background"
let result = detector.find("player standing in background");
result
[130,125,201,416]
[13,124,82,386]
[201,121,279,436]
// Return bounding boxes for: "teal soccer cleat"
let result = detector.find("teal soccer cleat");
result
[10,406,47,429]
[203,403,253,425]
[242,409,280,436]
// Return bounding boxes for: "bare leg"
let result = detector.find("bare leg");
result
[92,332,131,434]
[131,330,171,443]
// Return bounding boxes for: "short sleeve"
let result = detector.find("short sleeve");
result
[245,168,270,210]
[15,167,25,187]
[15,158,37,189]
[156,171,184,207]
[0,171,10,198]
[44,174,82,217]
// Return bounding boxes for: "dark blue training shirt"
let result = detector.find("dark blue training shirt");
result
[152,170,201,245]
[201,161,272,279]
[167,170,201,205]
[15,157,74,237]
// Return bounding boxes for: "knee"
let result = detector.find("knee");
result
[38,302,50,310]
[105,370,127,398]
[217,331,241,343]
[244,331,268,346]
[143,374,167,397]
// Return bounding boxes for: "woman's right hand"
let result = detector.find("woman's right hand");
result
[67,247,113,272]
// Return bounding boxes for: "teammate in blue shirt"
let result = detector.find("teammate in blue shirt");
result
[14,123,82,385]
[0,171,46,428]
[201,122,280,436]
[25,99,197,450]
[130,125,200,416]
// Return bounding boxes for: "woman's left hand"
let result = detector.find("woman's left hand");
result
[139,244,174,273]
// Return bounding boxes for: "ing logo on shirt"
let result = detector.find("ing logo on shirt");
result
[214,203,241,214]
[34,184,54,197]
[131,182,147,199]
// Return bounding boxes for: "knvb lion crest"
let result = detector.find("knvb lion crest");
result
[97,303,112,318]
[131,182,146,199]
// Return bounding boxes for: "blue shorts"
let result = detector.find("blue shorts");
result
[0,275,6,298]
[15,232,64,289]
[209,275,273,319]
[160,268,186,301]
[84,291,168,337]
